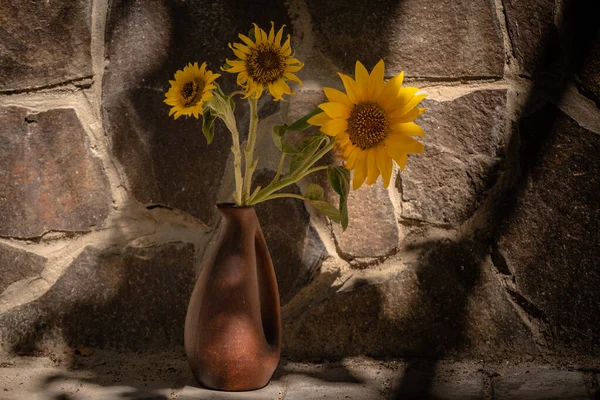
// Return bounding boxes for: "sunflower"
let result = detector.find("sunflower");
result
[164,62,220,119]
[223,22,304,101]
[308,60,425,190]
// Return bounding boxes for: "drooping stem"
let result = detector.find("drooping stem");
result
[242,97,259,203]
[247,138,336,205]
[221,111,243,206]
[262,193,306,202]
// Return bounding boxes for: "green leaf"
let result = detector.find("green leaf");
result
[307,200,341,223]
[228,96,236,112]
[286,109,323,132]
[327,166,351,230]
[202,107,216,145]
[305,184,324,201]
[288,134,326,174]
[271,124,298,154]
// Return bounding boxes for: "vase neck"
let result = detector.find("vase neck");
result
[217,204,258,225]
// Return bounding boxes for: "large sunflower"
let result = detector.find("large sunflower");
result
[223,22,304,101]
[308,60,425,190]
[164,62,220,119]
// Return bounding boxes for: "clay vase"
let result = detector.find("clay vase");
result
[184,204,281,391]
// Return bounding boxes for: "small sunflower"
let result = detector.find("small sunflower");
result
[164,62,220,119]
[308,60,426,190]
[223,22,304,101]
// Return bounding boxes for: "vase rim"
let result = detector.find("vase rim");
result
[216,202,254,209]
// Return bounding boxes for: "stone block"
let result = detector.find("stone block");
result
[398,90,507,225]
[178,379,285,399]
[103,0,292,225]
[306,0,504,78]
[283,240,537,359]
[0,0,92,91]
[497,106,600,355]
[253,170,326,305]
[503,0,558,75]
[333,177,398,260]
[0,107,110,238]
[492,369,590,400]
[0,242,196,352]
[0,244,46,294]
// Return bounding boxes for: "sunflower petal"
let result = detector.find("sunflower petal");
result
[366,148,380,185]
[390,122,425,137]
[392,107,426,124]
[378,71,404,110]
[275,25,285,46]
[354,61,370,102]
[389,94,426,120]
[284,72,302,85]
[307,112,331,126]
[386,134,425,155]
[268,21,275,42]
[352,152,368,190]
[346,147,361,169]
[376,146,393,188]
[253,23,262,45]
[238,33,256,47]
[369,59,385,99]
[318,102,351,119]
[396,87,420,107]
[321,118,348,136]
[338,73,360,104]
[323,87,354,109]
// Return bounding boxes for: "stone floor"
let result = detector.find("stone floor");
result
[0,349,598,399]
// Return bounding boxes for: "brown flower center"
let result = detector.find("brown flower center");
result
[247,43,286,84]
[347,102,390,149]
[181,79,205,107]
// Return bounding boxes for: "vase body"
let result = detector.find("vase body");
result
[184,204,281,391]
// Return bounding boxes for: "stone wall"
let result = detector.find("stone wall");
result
[0,0,598,362]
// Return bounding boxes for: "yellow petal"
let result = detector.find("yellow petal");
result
[233,43,251,54]
[376,146,393,188]
[338,73,360,104]
[281,35,291,53]
[253,23,262,45]
[275,25,285,46]
[321,118,348,136]
[284,72,302,85]
[308,112,331,127]
[386,134,425,155]
[268,21,275,42]
[378,71,404,110]
[389,94,426,120]
[396,87,420,107]
[352,152,368,190]
[285,57,302,65]
[368,60,385,99]
[228,43,247,60]
[238,33,256,48]
[366,148,380,185]
[336,132,350,146]
[354,61,370,102]
[346,146,361,169]
[318,102,351,119]
[323,87,353,109]
[390,122,425,137]
[286,64,303,73]
[391,108,426,124]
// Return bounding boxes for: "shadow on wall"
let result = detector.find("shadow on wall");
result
[391,0,599,396]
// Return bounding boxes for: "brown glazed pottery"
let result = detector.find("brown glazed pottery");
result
[184,204,281,391]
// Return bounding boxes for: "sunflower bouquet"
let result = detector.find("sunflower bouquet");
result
[164,22,425,230]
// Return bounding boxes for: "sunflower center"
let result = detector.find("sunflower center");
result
[247,43,286,84]
[181,79,205,107]
[347,102,390,150]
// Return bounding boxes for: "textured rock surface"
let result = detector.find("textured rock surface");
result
[0,0,93,91]
[253,170,326,304]
[306,0,504,77]
[492,369,590,400]
[0,107,110,238]
[398,90,507,225]
[334,178,398,260]
[578,40,600,104]
[0,243,195,352]
[103,0,291,225]
[503,0,557,74]
[284,240,537,359]
[497,106,600,355]
[0,244,46,293]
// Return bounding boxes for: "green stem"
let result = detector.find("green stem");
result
[242,97,259,204]
[262,193,306,202]
[221,112,243,206]
[247,138,336,205]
